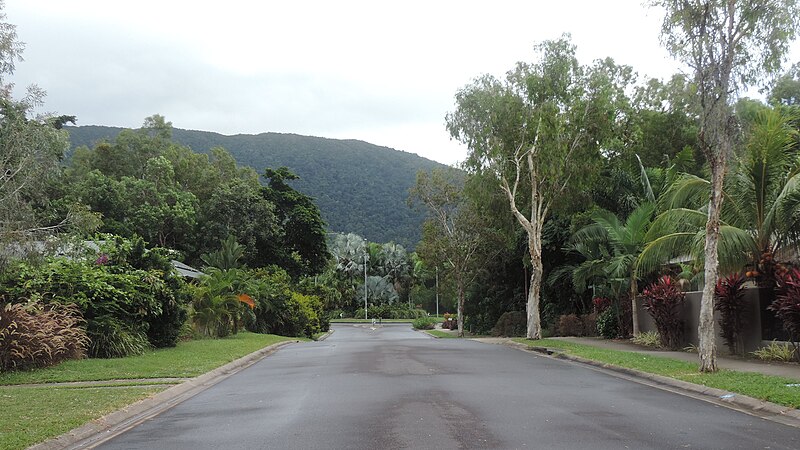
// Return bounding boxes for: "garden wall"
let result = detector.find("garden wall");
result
[636,288,776,355]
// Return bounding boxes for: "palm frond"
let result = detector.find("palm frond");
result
[571,222,610,246]
[716,225,758,274]
[645,208,708,241]
[636,232,698,275]
[623,202,655,245]
[605,254,636,279]
[636,154,656,203]
[660,174,709,210]
[572,259,609,292]
[766,171,800,249]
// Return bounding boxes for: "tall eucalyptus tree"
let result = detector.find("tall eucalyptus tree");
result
[447,36,633,339]
[652,0,800,371]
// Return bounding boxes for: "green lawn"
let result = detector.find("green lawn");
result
[515,338,800,408]
[0,332,297,385]
[425,330,459,338]
[0,386,162,450]
[0,332,300,450]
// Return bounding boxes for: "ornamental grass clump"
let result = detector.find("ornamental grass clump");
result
[0,301,89,372]
[641,276,685,350]
[714,272,747,355]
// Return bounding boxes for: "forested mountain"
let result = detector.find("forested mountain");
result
[65,126,449,247]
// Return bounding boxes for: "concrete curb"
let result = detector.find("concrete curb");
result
[29,339,300,450]
[315,329,334,341]
[492,339,800,429]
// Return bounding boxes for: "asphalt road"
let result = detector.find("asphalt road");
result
[97,324,799,449]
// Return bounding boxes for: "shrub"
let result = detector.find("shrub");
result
[556,314,584,336]
[596,308,619,339]
[1,236,191,354]
[714,272,747,355]
[592,297,611,313]
[0,302,89,371]
[441,313,458,330]
[641,276,685,350]
[582,313,597,337]
[356,304,428,320]
[412,316,437,330]
[631,330,661,348]
[244,267,328,338]
[388,307,428,319]
[491,311,526,337]
[770,267,800,355]
[87,316,150,358]
[751,340,796,362]
[271,292,322,338]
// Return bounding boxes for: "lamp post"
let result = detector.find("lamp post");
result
[435,266,439,317]
[364,239,368,320]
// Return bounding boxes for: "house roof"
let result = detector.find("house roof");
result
[171,260,204,279]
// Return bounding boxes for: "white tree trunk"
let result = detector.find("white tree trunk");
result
[526,229,543,339]
[698,162,724,372]
[630,276,639,337]
[457,277,465,337]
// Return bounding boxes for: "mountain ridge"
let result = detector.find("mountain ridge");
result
[64,125,449,247]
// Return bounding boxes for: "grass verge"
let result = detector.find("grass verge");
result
[425,330,460,338]
[0,332,300,450]
[0,386,163,450]
[0,332,298,385]
[513,338,800,408]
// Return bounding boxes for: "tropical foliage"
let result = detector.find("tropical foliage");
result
[714,272,748,356]
[640,109,800,279]
[641,276,686,350]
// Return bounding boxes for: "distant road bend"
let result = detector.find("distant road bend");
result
[98,324,799,449]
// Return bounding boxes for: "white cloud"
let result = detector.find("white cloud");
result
[5,0,797,165]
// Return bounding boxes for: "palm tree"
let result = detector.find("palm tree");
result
[191,268,252,337]
[572,202,656,336]
[329,233,367,282]
[201,235,245,270]
[639,109,800,281]
[365,275,399,305]
[377,242,411,297]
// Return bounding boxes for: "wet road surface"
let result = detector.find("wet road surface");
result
[98,323,800,449]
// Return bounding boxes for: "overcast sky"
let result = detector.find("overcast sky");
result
[5,1,799,165]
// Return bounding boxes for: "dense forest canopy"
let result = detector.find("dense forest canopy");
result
[65,125,448,248]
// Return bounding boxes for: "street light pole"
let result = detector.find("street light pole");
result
[364,239,368,320]
[435,266,439,317]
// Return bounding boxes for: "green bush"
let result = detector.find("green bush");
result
[596,307,619,339]
[0,236,191,356]
[412,316,437,330]
[0,302,89,371]
[351,304,427,320]
[87,316,150,358]
[275,292,322,338]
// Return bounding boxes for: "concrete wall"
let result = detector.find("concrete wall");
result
[636,288,768,355]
